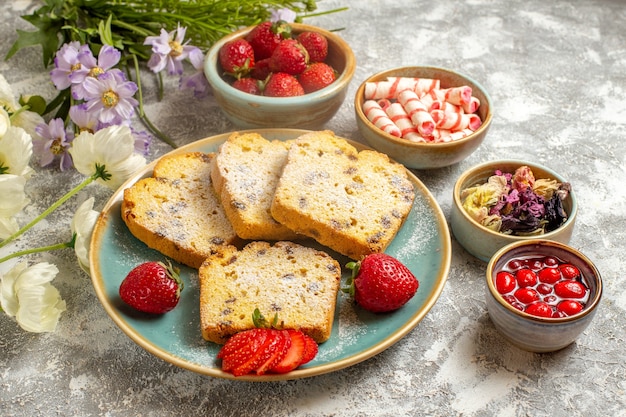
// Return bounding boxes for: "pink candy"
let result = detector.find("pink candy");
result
[363,76,482,143]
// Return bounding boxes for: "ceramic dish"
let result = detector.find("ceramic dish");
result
[89,129,451,381]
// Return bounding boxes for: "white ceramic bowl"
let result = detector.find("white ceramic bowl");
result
[450,160,577,262]
[485,239,602,352]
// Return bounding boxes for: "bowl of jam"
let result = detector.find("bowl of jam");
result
[485,239,602,352]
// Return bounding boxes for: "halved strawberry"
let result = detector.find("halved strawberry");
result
[269,329,306,374]
[219,328,268,373]
[255,330,291,375]
[300,333,319,366]
[231,329,283,376]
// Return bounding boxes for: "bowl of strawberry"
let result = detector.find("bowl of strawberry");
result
[485,239,603,353]
[204,21,356,129]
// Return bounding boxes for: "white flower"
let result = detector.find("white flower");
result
[0,262,67,333]
[0,174,29,218]
[68,124,146,190]
[70,197,99,273]
[0,125,34,178]
[0,216,19,239]
[0,74,45,139]
[0,107,9,137]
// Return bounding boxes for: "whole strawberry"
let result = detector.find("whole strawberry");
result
[232,77,262,95]
[344,253,419,313]
[219,38,255,78]
[245,21,292,60]
[269,39,309,75]
[297,31,328,63]
[119,261,183,314]
[263,72,304,97]
[298,62,337,93]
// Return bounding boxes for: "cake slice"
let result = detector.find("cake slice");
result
[270,131,415,259]
[211,132,300,240]
[198,241,341,344]
[121,152,238,269]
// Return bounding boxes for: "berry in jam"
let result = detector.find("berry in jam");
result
[494,254,589,318]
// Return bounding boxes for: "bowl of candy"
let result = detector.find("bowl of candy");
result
[450,160,577,262]
[485,239,602,352]
[204,21,356,129]
[354,66,492,169]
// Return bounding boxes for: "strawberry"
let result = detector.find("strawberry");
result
[217,310,319,376]
[255,330,291,375]
[250,58,272,80]
[218,38,255,78]
[269,39,309,75]
[263,72,304,97]
[299,333,319,366]
[245,20,292,60]
[344,253,419,313]
[296,31,328,63]
[232,77,261,95]
[298,62,337,93]
[119,261,183,314]
[269,329,306,374]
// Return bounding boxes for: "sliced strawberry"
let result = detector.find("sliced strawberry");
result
[299,333,318,366]
[270,329,306,374]
[231,329,284,376]
[219,328,268,373]
[255,330,291,375]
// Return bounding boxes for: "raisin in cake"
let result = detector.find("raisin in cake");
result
[121,152,238,269]
[211,132,300,240]
[198,241,341,344]
[270,131,415,259]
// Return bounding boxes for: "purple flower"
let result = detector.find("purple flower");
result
[270,8,297,23]
[71,45,123,100]
[144,24,197,75]
[33,118,74,171]
[82,71,139,125]
[50,42,83,91]
[69,103,100,133]
[179,47,210,98]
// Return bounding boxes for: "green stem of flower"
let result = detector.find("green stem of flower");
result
[8,105,30,121]
[0,174,97,250]
[129,53,178,149]
[0,238,75,265]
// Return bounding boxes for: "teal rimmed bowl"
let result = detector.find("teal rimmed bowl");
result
[204,23,356,129]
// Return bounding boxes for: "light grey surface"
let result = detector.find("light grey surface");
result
[1,0,625,416]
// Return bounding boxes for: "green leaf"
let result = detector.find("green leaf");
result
[19,95,47,116]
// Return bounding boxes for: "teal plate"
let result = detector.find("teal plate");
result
[89,129,451,381]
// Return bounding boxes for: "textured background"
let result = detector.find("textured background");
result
[1,0,626,416]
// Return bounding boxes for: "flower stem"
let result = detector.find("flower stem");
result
[128,53,178,149]
[0,174,97,250]
[0,239,75,264]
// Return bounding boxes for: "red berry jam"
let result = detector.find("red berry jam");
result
[494,255,590,318]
